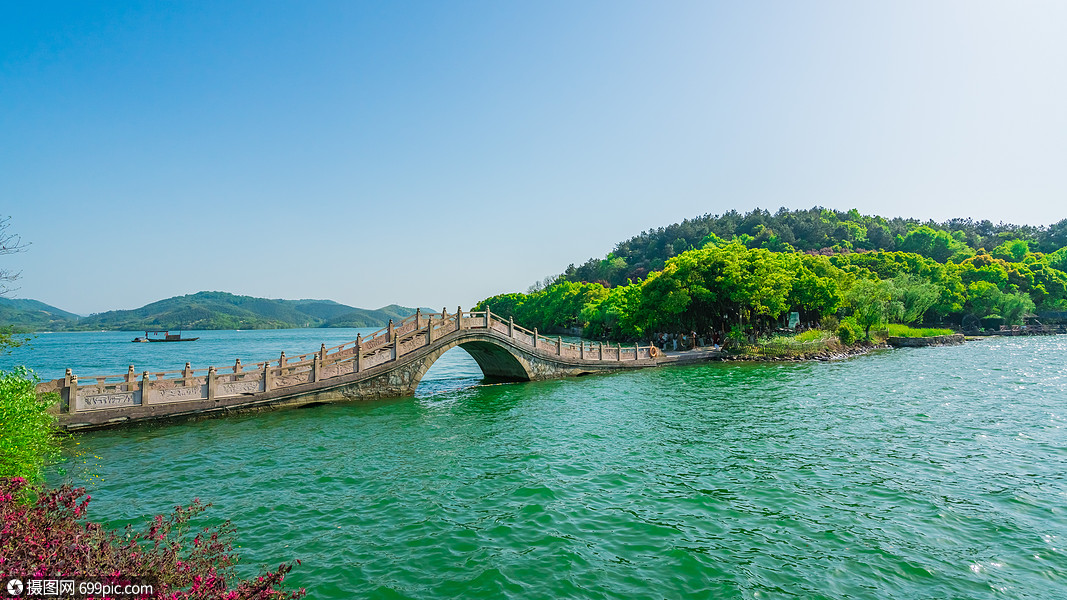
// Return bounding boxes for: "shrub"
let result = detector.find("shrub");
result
[0,477,305,599]
[0,367,60,482]
[837,322,858,345]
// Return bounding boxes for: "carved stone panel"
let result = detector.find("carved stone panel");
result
[148,384,208,405]
[216,379,264,397]
[77,391,139,411]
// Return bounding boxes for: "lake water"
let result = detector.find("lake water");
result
[6,331,1066,599]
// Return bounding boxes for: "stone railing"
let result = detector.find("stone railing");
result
[38,309,657,415]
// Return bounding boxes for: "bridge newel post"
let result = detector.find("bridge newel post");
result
[355,334,362,373]
[183,362,193,386]
[599,342,603,360]
[63,369,75,413]
[312,354,321,382]
[557,336,562,356]
[508,316,514,337]
[580,341,585,360]
[634,343,640,360]
[388,319,394,339]
[533,328,538,349]
[279,352,286,368]
[126,365,136,383]
[207,367,217,402]
[141,371,150,405]
[416,308,422,329]
[234,358,242,374]
[458,306,464,330]
[264,362,273,391]
[392,332,400,361]
[427,316,434,344]
[617,343,621,361]
[320,343,326,361]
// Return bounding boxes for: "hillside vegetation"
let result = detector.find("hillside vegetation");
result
[0,292,421,332]
[478,207,1067,342]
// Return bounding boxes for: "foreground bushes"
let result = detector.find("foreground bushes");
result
[0,477,305,599]
[0,367,59,481]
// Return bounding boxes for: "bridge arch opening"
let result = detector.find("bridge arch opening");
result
[414,340,533,396]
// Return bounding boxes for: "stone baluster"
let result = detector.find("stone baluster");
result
[427,316,434,344]
[392,332,400,360]
[126,365,136,383]
[557,336,562,355]
[279,351,287,368]
[355,334,362,373]
[617,343,621,361]
[457,306,464,330]
[599,342,603,360]
[387,319,394,339]
[580,341,585,360]
[485,308,492,329]
[141,371,150,405]
[508,316,514,337]
[264,362,274,391]
[232,358,241,374]
[207,366,217,401]
[634,343,640,360]
[312,353,321,382]
[416,308,422,329]
[64,369,76,413]
[319,343,326,361]
[533,328,538,349]
[183,362,193,386]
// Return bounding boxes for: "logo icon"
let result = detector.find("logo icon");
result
[5,579,23,596]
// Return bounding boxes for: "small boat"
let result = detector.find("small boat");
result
[132,330,199,343]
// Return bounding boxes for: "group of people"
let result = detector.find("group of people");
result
[651,331,725,351]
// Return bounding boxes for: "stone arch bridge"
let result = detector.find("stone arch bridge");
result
[40,308,664,431]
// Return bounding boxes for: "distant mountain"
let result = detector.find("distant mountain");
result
[0,298,81,331]
[0,292,425,332]
[324,304,429,328]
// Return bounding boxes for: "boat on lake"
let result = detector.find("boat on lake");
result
[132,330,199,343]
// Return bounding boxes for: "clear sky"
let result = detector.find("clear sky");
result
[2,1,1065,315]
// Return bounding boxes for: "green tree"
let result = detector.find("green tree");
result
[845,278,893,340]
[999,291,1035,325]
[888,274,942,325]
[967,281,1004,318]
[992,239,1030,262]
[897,225,974,263]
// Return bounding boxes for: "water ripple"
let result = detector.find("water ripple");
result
[50,338,1067,599]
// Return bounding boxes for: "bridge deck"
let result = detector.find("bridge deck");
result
[39,309,664,431]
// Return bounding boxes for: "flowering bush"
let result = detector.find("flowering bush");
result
[0,477,304,599]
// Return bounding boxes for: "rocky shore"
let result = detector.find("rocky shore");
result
[721,342,888,363]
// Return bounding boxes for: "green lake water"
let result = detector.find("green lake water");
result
[6,332,1066,599]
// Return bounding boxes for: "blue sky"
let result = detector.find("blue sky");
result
[2,1,1065,314]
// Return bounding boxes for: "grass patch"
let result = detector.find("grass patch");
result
[876,324,955,338]
[795,329,834,342]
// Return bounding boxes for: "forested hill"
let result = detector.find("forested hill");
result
[0,298,82,331]
[0,292,424,332]
[477,207,1067,342]
[560,207,1067,287]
